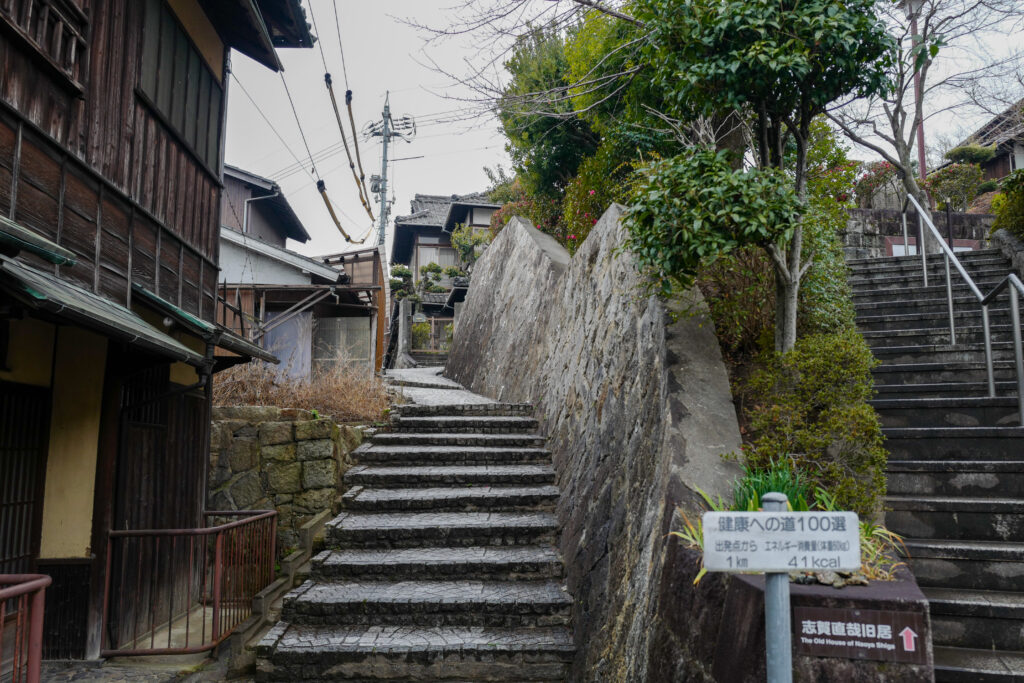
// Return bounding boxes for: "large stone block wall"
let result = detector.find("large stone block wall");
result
[446,206,744,680]
[208,406,363,551]
[843,208,993,260]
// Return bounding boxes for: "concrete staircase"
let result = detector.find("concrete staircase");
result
[850,248,1024,681]
[255,402,574,681]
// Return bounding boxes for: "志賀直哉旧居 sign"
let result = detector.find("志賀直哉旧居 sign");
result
[793,606,927,665]
[702,510,861,573]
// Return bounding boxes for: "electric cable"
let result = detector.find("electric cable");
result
[279,72,321,181]
[333,0,351,89]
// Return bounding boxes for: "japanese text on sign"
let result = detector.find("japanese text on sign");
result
[702,511,860,573]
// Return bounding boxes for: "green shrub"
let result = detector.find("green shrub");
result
[740,329,887,517]
[978,180,999,195]
[993,170,1024,239]
[924,163,984,212]
[945,143,996,164]
[731,458,812,511]
[697,247,775,359]
[411,322,431,350]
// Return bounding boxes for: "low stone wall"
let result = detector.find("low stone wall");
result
[843,208,993,260]
[208,406,363,551]
[447,206,744,680]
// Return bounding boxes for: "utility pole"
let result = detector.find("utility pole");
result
[365,92,416,248]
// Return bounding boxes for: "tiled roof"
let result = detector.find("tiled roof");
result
[421,292,449,304]
[960,98,1024,149]
[395,192,493,227]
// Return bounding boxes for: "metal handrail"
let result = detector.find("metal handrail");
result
[0,574,51,683]
[906,193,1024,422]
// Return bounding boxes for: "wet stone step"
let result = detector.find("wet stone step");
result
[934,645,1024,683]
[886,496,1024,542]
[872,397,1021,428]
[900,540,1024,592]
[874,381,1019,400]
[312,545,563,580]
[256,623,573,681]
[391,403,535,418]
[351,444,553,466]
[887,461,1024,497]
[281,579,572,627]
[371,432,547,448]
[927,587,1024,652]
[344,464,557,488]
[389,415,541,434]
[883,427,1024,460]
[325,511,559,548]
[341,485,560,512]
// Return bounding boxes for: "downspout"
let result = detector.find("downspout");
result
[243,191,281,235]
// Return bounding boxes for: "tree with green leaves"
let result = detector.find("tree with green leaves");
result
[629,0,894,351]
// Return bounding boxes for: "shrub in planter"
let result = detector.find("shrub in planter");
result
[739,328,887,517]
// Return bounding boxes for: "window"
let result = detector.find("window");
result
[0,0,89,90]
[140,0,222,172]
[313,317,372,372]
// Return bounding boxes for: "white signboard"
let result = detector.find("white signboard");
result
[702,511,860,573]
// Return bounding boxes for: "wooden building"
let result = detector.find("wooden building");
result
[217,165,388,374]
[957,98,1024,182]
[0,0,310,661]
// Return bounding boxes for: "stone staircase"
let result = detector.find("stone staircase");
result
[850,248,1024,681]
[255,402,574,681]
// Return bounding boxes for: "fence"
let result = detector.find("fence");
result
[0,574,50,683]
[411,317,453,351]
[102,510,276,655]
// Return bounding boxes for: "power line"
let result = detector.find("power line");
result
[333,0,351,89]
[232,73,315,184]
[279,71,322,180]
[307,0,331,74]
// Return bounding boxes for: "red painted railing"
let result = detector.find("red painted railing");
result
[102,510,276,655]
[0,574,50,683]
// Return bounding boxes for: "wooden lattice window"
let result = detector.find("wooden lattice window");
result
[0,0,89,92]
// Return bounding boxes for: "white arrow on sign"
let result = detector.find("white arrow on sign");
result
[899,627,918,652]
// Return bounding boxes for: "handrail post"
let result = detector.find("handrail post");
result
[1011,286,1024,425]
[983,304,996,397]
[212,531,223,640]
[919,211,928,287]
[27,583,46,683]
[944,254,956,345]
[901,210,909,255]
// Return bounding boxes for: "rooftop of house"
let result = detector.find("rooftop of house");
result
[220,226,341,284]
[959,98,1024,150]
[224,165,310,243]
[394,192,496,228]
[199,0,314,71]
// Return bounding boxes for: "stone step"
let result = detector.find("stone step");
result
[901,539,1024,591]
[861,323,1024,348]
[883,427,1024,460]
[312,546,563,581]
[344,464,557,488]
[371,432,547,448]
[886,495,1024,542]
[847,249,1004,267]
[849,272,1008,292]
[934,646,1024,682]
[390,415,540,434]
[856,308,1018,333]
[341,485,560,512]
[352,444,553,466]
[281,579,572,628]
[391,403,535,418]
[855,295,994,317]
[869,343,1016,366]
[852,280,1009,304]
[325,511,559,549]
[926,587,1024,651]
[256,622,573,681]
[887,461,1024,498]
[848,255,1008,278]
[874,381,1018,400]
[872,397,1021,428]
[871,361,1018,387]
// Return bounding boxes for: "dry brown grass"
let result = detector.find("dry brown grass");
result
[212,361,389,423]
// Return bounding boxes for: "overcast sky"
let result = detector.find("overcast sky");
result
[224,1,509,259]
[224,1,1014,262]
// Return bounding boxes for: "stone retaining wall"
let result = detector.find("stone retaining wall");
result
[843,208,993,260]
[446,206,744,681]
[208,406,364,551]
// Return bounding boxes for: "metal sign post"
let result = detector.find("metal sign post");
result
[702,494,861,683]
[762,492,793,683]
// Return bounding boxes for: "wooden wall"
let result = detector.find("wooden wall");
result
[0,0,222,319]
